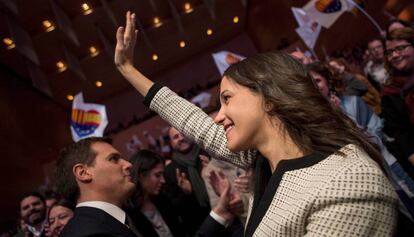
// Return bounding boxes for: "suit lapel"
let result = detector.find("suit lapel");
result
[76,207,138,237]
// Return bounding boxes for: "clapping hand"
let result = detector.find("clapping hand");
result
[176,168,192,194]
[210,171,244,221]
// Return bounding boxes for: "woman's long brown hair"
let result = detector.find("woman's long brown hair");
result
[224,51,382,165]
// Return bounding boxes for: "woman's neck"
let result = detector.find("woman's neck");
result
[257,120,304,172]
[140,194,155,211]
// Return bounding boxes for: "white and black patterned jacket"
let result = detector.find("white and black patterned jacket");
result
[144,85,398,237]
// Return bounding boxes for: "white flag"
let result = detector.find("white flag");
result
[292,7,310,28]
[71,93,108,142]
[291,7,321,49]
[295,23,321,49]
[212,51,245,76]
[303,0,347,28]
[191,92,212,108]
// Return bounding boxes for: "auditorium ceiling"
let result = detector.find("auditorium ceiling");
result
[0,0,246,107]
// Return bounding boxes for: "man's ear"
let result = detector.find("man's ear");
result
[73,164,92,183]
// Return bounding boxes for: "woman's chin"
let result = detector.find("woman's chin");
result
[227,140,244,152]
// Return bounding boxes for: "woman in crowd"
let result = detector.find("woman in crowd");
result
[306,62,383,138]
[115,12,397,236]
[47,199,75,237]
[329,58,382,114]
[126,150,187,237]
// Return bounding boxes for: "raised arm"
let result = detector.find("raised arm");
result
[114,11,153,96]
[114,12,257,168]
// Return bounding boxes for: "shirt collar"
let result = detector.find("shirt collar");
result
[27,222,45,237]
[76,201,126,224]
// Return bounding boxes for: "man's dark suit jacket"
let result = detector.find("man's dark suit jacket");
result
[60,206,228,237]
[194,215,229,237]
[59,206,137,237]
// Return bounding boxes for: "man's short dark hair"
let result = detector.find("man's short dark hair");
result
[19,192,46,210]
[55,137,112,203]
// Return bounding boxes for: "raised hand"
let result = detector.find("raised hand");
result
[115,11,138,72]
[114,11,154,96]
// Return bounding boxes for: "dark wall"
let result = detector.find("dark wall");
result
[0,64,71,230]
[246,0,389,56]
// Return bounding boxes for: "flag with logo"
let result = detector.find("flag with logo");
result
[212,51,245,76]
[71,93,108,142]
[291,7,321,49]
[345,0,365,14]
[303,0,347,28]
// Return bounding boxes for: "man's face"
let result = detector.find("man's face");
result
[168,127,193,153]
[87,142,135,202]
[368,40,384,61]
[20,196,46,225]
[329,61,345,74]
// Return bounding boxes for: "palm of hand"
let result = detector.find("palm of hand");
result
[115,11,138,69]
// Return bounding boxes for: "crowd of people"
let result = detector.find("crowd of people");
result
[4,12,414,237]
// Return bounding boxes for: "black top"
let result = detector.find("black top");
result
[126,194,188,237]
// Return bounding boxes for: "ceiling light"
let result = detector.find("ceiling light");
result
[153,17,162,27]
[206,28,213,35]
[67,95,74,101]
[56,61,67,72]
[179,40,186,48]
[233,16,239,24]
[184,3,193,13]
[82,3,93,15]
[42,20,55,32]
[3,38,15,49]
[152,54,158,61]
[89,46,99,57]
[95,81,103,87]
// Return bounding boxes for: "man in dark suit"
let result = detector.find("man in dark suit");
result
[55,137,139,237]
[54,136,236,237]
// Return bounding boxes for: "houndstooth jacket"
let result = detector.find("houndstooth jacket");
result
[144,85,398,237]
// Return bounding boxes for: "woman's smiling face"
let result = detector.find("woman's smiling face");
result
[214,76,271,152]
